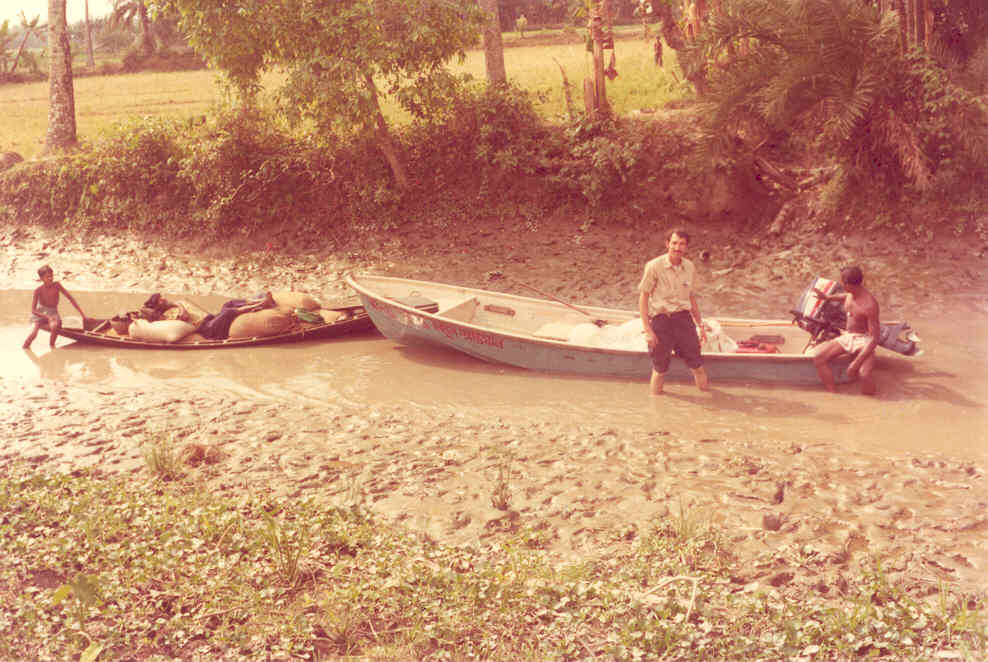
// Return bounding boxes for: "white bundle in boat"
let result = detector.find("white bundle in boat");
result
[535,318,738,353]
[703,319,738,353]
[567,319,648,351]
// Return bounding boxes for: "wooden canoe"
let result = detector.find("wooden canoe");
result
[56,304,376,350]
[346,273,855,384]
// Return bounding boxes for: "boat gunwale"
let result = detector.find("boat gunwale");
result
[347,273,826,361]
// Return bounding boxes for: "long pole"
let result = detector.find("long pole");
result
[509,278,608,326]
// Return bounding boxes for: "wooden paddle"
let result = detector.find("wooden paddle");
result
[489,272,607,327]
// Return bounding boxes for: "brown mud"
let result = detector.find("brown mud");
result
[1,219,986,605]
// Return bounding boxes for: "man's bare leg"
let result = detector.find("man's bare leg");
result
[858,354,877,395]
[813,341,846,392]
[691,366,709,391]
[650,369,665,395]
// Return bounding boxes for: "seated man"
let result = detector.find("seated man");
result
[198,291,277,339]
[812,266,880,395]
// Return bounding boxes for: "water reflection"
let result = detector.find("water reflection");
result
[1,289,985,464]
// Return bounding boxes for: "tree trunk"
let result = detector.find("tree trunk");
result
[363,72,410,192]
[895,0,908,51]
[85,0,96,67]
[44,0,77,154]
[916,0,927,48]
[138,2,154,56]
[478,0,506,85]
[587,1,610,117]
[905,0,915,46]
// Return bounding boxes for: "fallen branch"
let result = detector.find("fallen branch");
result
[640,575,700,622]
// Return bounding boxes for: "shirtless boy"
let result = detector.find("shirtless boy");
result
[23,265,88,349]
[812,265,880,395]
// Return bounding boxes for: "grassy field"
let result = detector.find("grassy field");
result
[0,34,686,160]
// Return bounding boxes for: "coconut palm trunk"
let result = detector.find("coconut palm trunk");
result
[137,2,153,56]
[85,0,96,67]
[44,0,77,153]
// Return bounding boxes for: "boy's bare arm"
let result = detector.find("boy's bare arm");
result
[58,283,86,317]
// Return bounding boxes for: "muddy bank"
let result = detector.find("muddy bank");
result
[3,220,986,318]
[1,221,987,604]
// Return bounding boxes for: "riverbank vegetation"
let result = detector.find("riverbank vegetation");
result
[2,3,985,250]
[1,462,984,661]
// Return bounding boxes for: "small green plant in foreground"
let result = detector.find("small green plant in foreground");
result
[0,465,984,661]
[490,451,513,511]
[141,428,185,481]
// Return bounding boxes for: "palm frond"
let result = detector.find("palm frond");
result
[874,109,932,191]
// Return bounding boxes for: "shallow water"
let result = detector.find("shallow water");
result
[3,290,986,464]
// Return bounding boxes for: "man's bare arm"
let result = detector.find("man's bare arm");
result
[812,287,849,304]
[690,294,707,343]
[640,290,656,348]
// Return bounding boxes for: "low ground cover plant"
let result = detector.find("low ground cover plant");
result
[1,463,983,661]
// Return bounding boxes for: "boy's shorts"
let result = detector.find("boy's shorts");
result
[30,305,60,326]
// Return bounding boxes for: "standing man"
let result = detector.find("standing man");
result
[639,229,709,395]
[812,265,880,395]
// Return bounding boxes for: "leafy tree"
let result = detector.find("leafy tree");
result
[161,0,487,192]
[44,0,77,153]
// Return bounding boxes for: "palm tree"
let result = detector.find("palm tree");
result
[44,0,77,153]
[10,12,44,74]
[690,0,937,191]
[111,0,154,57]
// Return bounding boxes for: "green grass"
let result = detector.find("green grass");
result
[0,69,224,159]
[1,462,984,661]
[0,33,687,160]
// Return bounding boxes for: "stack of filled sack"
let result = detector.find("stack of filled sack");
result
[122,291,331,343]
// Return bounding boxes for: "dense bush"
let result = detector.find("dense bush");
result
[0,91,711,241]
[0,117,188,233]
[404,84,710,227]
[1,76,982,243]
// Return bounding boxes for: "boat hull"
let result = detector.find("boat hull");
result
[348,274,850,384]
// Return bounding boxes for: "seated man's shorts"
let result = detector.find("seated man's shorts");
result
[834,332,871,354]
[649,310,703,373]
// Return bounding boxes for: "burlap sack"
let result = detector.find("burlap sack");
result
[130,319,197,343]
[272,291,320,311]
[228,308,294,338]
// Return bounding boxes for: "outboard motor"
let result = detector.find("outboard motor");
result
[791,278,921,356]
[791,277,846,344]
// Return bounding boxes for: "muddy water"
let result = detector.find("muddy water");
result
[4,290,986,465]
